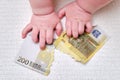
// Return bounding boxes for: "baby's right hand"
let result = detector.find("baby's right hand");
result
[22,12,62,50]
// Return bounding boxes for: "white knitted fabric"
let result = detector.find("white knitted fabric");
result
[0,0,120,80]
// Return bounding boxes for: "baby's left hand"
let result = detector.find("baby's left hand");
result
[58,2,93,38]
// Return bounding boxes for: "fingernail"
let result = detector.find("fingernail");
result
[40,46,46,50]
[22,35,25,39]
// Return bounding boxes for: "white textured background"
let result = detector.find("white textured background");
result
[0,0,120,80]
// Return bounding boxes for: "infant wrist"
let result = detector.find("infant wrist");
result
[32,7,54,15]
[76,0,113,14]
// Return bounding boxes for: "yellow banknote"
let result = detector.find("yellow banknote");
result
[54,26,108,64]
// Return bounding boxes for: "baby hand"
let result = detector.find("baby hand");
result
[22,12,62,49]
[58,2,92,38]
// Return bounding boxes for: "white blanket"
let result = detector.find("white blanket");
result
[0,0,120,80]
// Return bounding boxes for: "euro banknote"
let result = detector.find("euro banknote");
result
[15,34,54,75]
[54,26,108,64]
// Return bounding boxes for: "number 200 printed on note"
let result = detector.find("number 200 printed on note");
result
[15,34,54,75]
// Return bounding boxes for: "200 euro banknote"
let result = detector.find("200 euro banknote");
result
[15,34,54,75]
[54,26,108,64]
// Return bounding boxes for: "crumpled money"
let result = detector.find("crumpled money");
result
[54,26,108,63]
